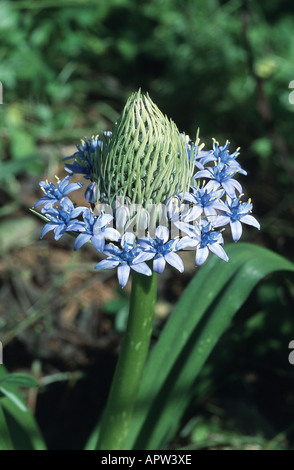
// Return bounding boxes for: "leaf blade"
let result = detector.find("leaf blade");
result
[125,243,294,449]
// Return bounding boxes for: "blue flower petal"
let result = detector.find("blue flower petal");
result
[131,262,152,276]
[209,243,229,262]
[122,232,136,249]
[74,233,92,250]
[176,236,198,250]
[195,246,209,266]
[103,227,121,242]
[54,225,66,241]
[155,225,169,243]
[153,255,166,274]
[133,250,155,264]
[62,182,83,195]
[71,206,88,218]
[95,259,120,270]
[91,235,106,252]
[40,223,55,239]
[184,205,202,222]
[230,220,242,242]
[164,252,184,272]
[117,263,131,288]
[96,213,113,229]
[240,214,260,230]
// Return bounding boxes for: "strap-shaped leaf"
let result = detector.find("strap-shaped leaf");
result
[0,367,46,450]
[125,243,294,449]
[0,373,38,389]
[0,405,13,450]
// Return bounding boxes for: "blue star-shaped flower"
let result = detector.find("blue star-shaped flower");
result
[40,199,86,241]
[35,175,83,209]
[176,219,228,266]
[198,139,244,170]
[63,132,112,180]
[95,233,153,288]
[215,196,260,241]
[183,182,225,221]
[194,161,245,199]
[74,209,121,252]
[137,226,184,274]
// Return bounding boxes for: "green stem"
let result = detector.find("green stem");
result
[96,268,158,450]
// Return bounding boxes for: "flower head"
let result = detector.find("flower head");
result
[34,90,260,287]
[194,161,245,198]
[100,91,193,209]
[215,196,260,241]
[182,182,225,221]
[64,133,111,184]
[176,219,228,266]
[138,226,184,274]
[95,233,153,288]
[40,199,86,241]
[197,139,243,170]
[35,175,82,209]
[73,209,121,252]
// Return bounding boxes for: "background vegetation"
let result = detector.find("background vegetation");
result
[0,0,294,450]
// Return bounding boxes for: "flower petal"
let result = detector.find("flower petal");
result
[103,227,121,242]
[164,252,184,273]
[221,181,237,198]
[71,206,88,218]
[131,262,152,276]
[194,169,211,179]
[153,255,166,274]
[230,220,242,242]
[195,246,209,266]
[54,225,66,240]
[103,244,122,256]
[184,205,202,222]
[175,221,198,238]
[155,225,169,243]
[137,237,154,250]
[133,250,155,264]
[176,236,198,250]
[240,214,260,230]
[214,215,230,227]
[122,232,136,249]
[95,258,120,270]
[96,213,113,228]
[40,223,55,239]
[74,233,92,250]
[91,235,106,252]
[117,263,131,288]
[209,243,229,262]
[62,182,83,195]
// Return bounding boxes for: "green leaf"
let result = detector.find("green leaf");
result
[0,405,14,450]
[0,373,38,413]
[125,243,294,450]
[0,386,28,413]
[0,373,38,389]
[0,367,46,450]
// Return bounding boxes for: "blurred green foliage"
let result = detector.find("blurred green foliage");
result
[0,0,294,253]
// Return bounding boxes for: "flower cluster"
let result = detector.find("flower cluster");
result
[33,92,259,287]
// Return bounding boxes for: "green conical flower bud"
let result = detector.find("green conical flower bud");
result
[100,90,192,209]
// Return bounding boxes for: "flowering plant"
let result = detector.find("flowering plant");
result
[33,91,259,288]
[30,90,289,452]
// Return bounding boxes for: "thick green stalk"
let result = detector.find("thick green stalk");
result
[96,268,157,450]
